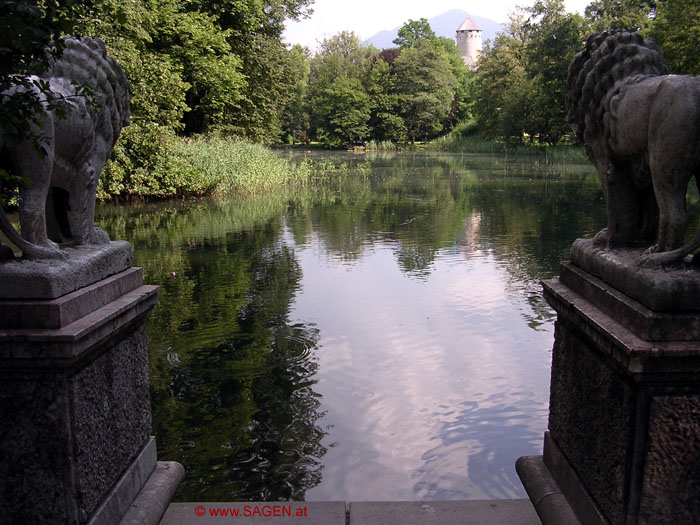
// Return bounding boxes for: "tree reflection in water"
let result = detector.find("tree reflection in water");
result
[97,203,327,500]
[156,234,325,501]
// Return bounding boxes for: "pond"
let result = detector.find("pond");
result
[96,151,605,502]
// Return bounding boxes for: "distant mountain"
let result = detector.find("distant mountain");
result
[365,9,502,50]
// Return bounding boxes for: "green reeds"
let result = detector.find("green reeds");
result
[176,137,312,196]
[174,136,372,197]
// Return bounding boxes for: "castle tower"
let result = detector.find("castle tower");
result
[456,16,482,69]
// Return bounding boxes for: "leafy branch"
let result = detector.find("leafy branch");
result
[0,1,86,197]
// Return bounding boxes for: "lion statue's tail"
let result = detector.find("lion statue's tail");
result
[639,174,700,268]
[0,201,65,260]
[640,223,700,268]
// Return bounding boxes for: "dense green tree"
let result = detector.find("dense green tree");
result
[76,0,198,197]
[365,58,407,143]
[80,0,248,136]
[154,3,246,134]
[0,0,86,180]
[584,0,654,32]
[280,44,310,143]
[314,76,371,148]
[81,0,190,131]
[393,18,436,48]
[393,39,457,142]
[190,0,313,37]
[393,20,475,136]
[87,0,310,175]
[303,24,477,146]
[306,32,376,147]
[522,0,587,144]
[310,31,376,84]
[302,22,478,146]
[648,0,700,75]
[74,0,309,193]
[186,0,313,141]
[473,15,533,142]
[226,34,300,142]
[436,36,478,126]
[7,0,310,144]
[473,2,585,145]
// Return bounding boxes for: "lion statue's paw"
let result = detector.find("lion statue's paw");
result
[642,244,659,257]
[592,228,609,247]
[22,243,68,261]
[90,227,110,245]
[637,249,685,270]
[637,252,661,269]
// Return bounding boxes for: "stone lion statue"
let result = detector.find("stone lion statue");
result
[566,31,700,267]
[0,37,129,260]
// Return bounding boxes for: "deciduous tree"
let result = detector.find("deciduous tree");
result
[189,0,314,141]
[365,58,406,143]
[473,15,533,142]
[280,45,311,143]
[314,77,371,148]
[393,18,436,48]
[584,0,654,32]
[436,36,478,127]
[306,32,376,147]
[648,0,700,75]
[393,39,456,142]
[523,0,587,143]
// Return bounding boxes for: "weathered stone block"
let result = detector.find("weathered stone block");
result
[638,396,700,523]
[0,241,132,300]
[74,324,152,520]
[0,373,73,523]
[0,267,143,329]
[547,317,634,523]
[0,270,159,523]
[537,264,700,524]
[570,238,700,312]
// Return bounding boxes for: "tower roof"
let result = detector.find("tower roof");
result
[457,16,481,32]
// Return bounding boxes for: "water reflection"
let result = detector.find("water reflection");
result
[98,206,328,501]
[96,151,604,502]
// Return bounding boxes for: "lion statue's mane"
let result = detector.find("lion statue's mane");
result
[0,37,129,260]
[566,31,700,267]
[566,32,668,144]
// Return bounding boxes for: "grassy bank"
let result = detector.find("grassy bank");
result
[429,129,588,161]
[364,140,419,151]
[346,134,587,162]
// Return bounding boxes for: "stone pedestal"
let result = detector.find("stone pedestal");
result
[518,239,700,524]
[0,246,183,524]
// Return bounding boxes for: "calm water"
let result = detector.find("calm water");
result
[97,151,605,502]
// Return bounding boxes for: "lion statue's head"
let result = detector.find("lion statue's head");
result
[565,31,668,143]
[45,37,130,138]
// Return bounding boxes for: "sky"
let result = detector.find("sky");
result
[283,0,592,49]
